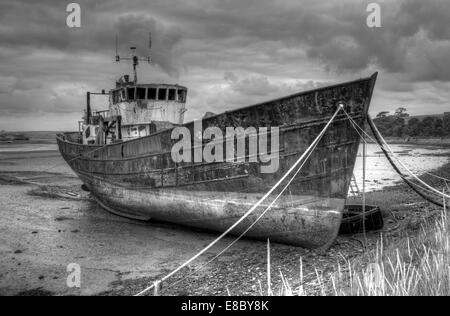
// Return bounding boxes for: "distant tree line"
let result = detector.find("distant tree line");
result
[373,107,450,138]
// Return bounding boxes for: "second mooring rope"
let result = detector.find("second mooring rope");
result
[345,111,439,197]
[368,114,450,199]
[341,109,450,203]
[134,105,344,296]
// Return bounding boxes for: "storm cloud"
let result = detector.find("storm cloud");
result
[0,0,449,130]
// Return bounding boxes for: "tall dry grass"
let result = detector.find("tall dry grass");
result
[263,204,449,296]
[329,211,450,296]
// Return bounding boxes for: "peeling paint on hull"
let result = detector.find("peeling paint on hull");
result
[81,173,344,249]
[57,73,377,249]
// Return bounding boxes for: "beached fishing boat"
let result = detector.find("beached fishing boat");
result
[57,47,377,249]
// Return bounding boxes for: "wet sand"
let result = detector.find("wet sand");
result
[0,148,259,295]
[0,141,448,296]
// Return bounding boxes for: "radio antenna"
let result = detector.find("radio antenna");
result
[115,34,119,62]
[114,33,151,84]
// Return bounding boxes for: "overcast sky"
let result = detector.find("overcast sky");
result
[0,0,449,131]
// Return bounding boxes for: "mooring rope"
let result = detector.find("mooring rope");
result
[367,126,447,208]
[368,114,450,199]
[162,119,326,291]
[344,111,439,198]
[133,105,343,296]
[345,112,445,208]
[345,110,445,199]
[341,109,450,202]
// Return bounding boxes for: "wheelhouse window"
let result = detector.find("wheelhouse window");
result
[127,87,135,100]
[136,87,146,100]
[168,89,176,101]
[177,89,186,102]
[148,87,157,100]
[121,89,126,100]
[158,88,167,100]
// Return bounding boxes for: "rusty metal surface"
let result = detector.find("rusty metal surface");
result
[57,73,377,249]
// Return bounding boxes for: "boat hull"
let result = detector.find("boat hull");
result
[57,73,378,249]
[78,171,344,248]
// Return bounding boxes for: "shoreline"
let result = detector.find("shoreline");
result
[369,137,450,147]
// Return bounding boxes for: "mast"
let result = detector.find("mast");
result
[86,92,91,123]
[115,33,152,84]
[131,47,138,83]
